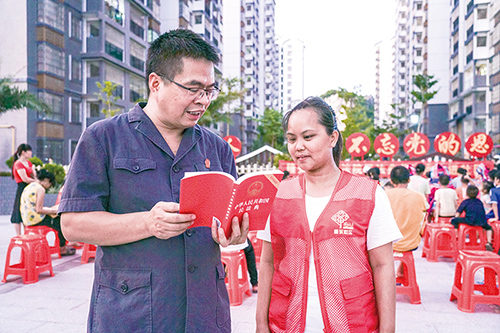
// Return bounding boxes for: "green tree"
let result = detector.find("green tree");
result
[95,81,121,118]
[0,78,51,115]
[322,88,376,160]
[201,77,246,132]
[254,108,285,151]
[410,74,438,133]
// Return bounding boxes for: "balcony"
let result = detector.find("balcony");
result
[105,2,123,26]
[475,75,487,87]
[466,51,473,64]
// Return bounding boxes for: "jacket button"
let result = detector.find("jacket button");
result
[120,283,129,293]
[186,229,194,237]
[133,165,139,171]
[188,265,197,273]
[173,166,180,173]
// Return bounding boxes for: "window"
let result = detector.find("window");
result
[89,102,100,117]
[105,24,124,61]
[416,3,422,10]
[38,91,63,121]
[38,0,64,31]
[71,57,81,81]
[38,43,65,77]
[70,140,78,160]
[105,64,124,99]
[71,12,82,40]
[130,74,146,103]
[416,48,422,56]
[88,21,100,37]
[416,17,422,26]
[130,5,145,38]
[37,138,63,164]
[477,36,487,47]
[70,98,81,123]
[477,8,488,19]
[130,40,146,71]
[195,14,202,24]
[88,62,100,77]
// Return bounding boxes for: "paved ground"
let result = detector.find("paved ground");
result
[0,215,499,332]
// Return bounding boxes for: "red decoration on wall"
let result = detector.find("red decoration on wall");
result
[374,133,399,158]
[346,133,371,157]
[403,132,430,158]
[223,136,242,158]
[465,132,493,158]
[434,132,461,156]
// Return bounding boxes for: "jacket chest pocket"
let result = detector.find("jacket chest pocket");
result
[113,158,156,174]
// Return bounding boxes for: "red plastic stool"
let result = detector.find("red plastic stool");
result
[436,216,453,224]
[394,251,421,304]
[457,224,486,252]
[220,249,251,306]
[81,243,97,264]
[488,219,500,253]
[450,250,500,312]
[2,234,54,284]
[25,225,61,258]
[248,231,263,266]
[421,223,457,262]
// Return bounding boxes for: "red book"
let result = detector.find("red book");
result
[179,170,284,238]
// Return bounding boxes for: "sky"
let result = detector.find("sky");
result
[275,0,396,97]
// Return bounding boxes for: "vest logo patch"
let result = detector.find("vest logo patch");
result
[332,210,353,235]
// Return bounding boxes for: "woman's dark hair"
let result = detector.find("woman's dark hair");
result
[282,96,343,167]
[415,163,426,174]
[368,167,380,181]
[37,169,55,187]
[11,143,32,179]
[482,181,494,194]
[466,185,479,199]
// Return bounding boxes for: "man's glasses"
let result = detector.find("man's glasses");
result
[161,76,220,101]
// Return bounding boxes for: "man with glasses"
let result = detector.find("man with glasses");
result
[59,29,248,332]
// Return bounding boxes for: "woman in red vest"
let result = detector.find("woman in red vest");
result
[10,143,37,235]
[256,97,402,333]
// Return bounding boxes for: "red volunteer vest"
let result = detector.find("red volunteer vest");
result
[269,171,378,333]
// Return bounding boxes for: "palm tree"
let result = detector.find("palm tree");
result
[0,78,51,115]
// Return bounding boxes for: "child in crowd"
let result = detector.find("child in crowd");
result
[451,185,494,252]
[455,176,470,205]
[434,174,458,222]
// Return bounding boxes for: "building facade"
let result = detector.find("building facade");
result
[448,0,491,155]
[0,0,159,170]
[488,0,500,148]
[223,0,278,154]
[375,39,394,127]
[278,38,304,113]
[392,0,450,141]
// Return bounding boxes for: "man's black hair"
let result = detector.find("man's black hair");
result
[390,166,410,185]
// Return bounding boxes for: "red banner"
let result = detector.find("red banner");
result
[403,132,430,158]
[279,160,494,179]
[345,133,370,157]
[434,132,461,156]
[465,132,493,158]
[223,135,242,158]
[374,133,399,158]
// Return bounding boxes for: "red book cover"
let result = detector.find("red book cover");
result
[179,170,283,238]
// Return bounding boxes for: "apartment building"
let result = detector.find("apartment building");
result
[449,0,491,152]
[0,0,159,170]
[489,0,500,147]
[278,38,305,113]
[392,0,449,141]
[160,0,223,74]
[223,0,278,154]
[375,39,394,127]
